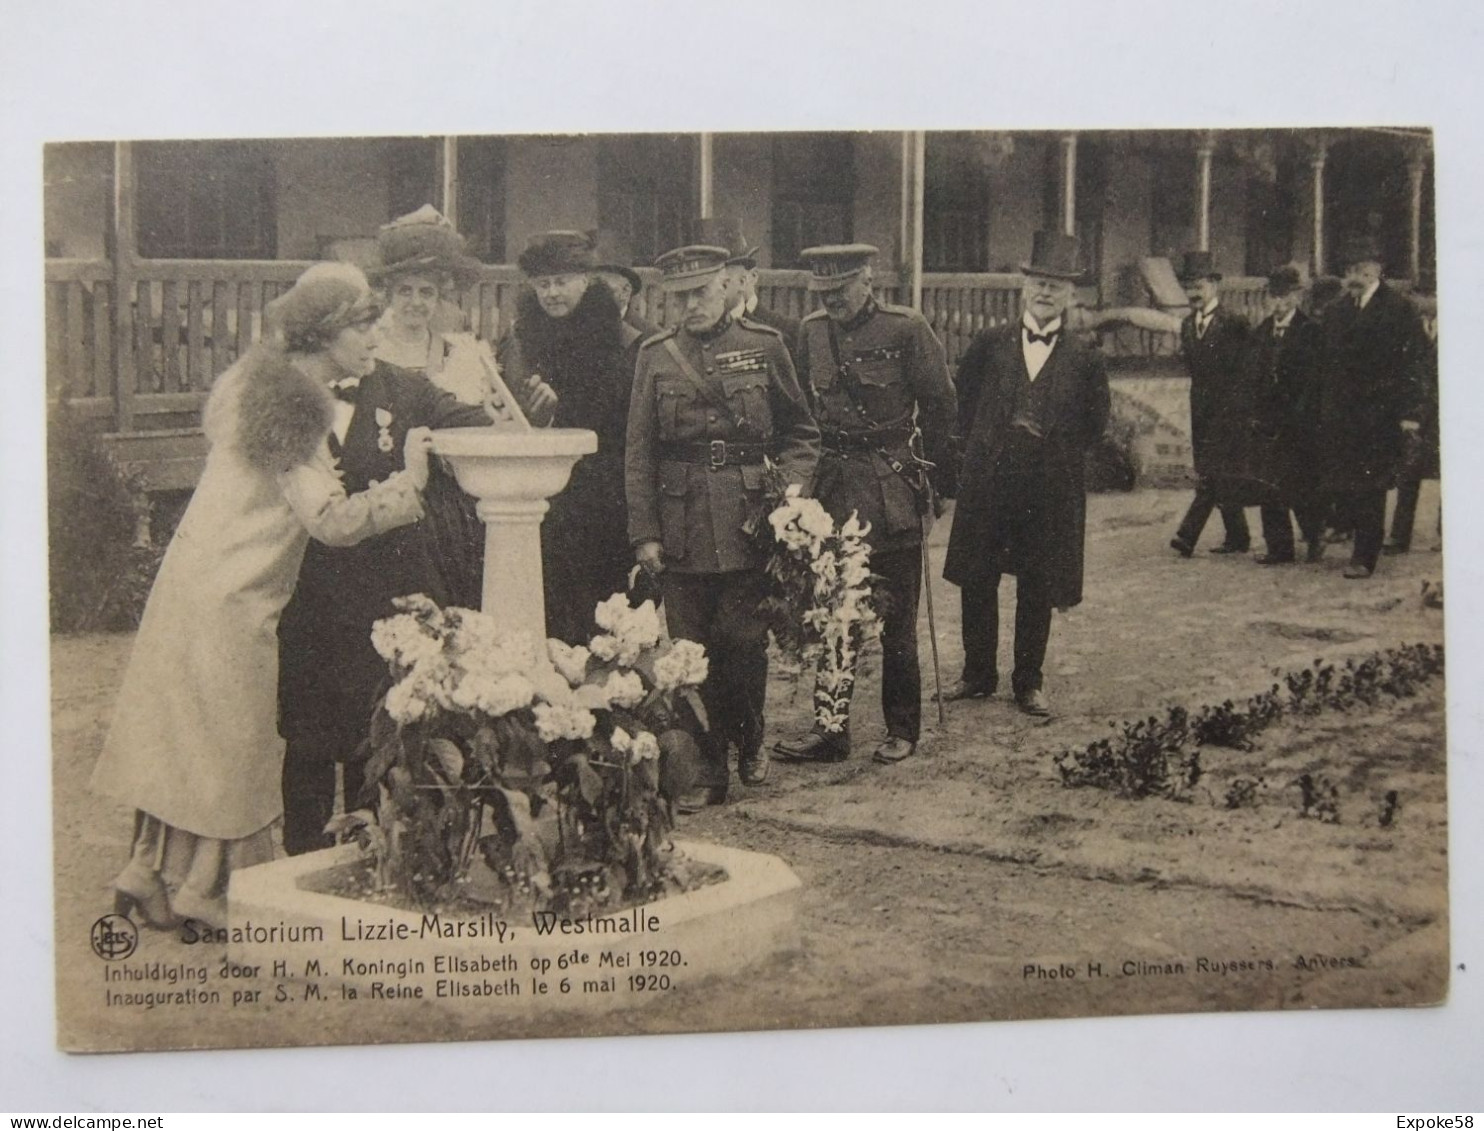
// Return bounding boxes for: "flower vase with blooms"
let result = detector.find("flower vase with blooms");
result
[750,463,881,733]
[332,593,710,916]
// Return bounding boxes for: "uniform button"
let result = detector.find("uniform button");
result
[708,412,718,422]
[705,366,715,374]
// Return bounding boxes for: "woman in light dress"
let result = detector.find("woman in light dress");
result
[91,262,436,931]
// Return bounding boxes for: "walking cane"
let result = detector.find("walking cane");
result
[920,499,947,729]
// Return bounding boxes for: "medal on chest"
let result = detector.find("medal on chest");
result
[375,407,395,454]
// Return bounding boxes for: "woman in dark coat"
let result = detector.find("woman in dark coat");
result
[498,231,644,644]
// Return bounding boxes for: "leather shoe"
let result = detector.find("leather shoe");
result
[1305,541,1326,563]
[738,744,770,785]
[1255,552,1295,565]
[1208,543,1250,555]
[774,731,850,763]
[1015,689,1052,717]
[872,737,917,764]
[1169,537,1194,559]
[943,678,996,701]
[675,784,728,813]
[1342,563,1375,580]
[1382,541,1410,556]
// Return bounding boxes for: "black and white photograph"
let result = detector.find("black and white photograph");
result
[5,0,1483,1112]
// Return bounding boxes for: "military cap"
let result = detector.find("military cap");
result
[1177,249,1223,283]
[654,244,731,292]
[689,217,759,267]
[800,243,879,291]
[518,230,597,278]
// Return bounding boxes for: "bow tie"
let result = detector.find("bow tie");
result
[1024,328,1058,345]
[331,380,360,402]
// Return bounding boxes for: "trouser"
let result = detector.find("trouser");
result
[282,737,366,857]
[1174,480,1250,550]
[958,572,1054,698]
[1259,502,1324,559]
[1389,476,1422,550]
[1332,489,1387,572]
[660,569,771,788]
[809,544,924,744]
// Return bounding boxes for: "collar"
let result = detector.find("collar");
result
[1022,313,1063,337]
[1358,280,1381,309]
[838,295,878,333]
[1199,298,1220,319]
[687,312,734,343]
[745,293,759,315]
[1272,310,1296,331]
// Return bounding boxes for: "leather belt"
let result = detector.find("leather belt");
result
[657,439,768,468]
[820,424,915,453]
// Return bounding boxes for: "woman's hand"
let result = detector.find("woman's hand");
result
[403,426,436,489]
[525,373,560,426]
[635,540,665,575]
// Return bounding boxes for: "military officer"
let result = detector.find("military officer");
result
[774,244,957,765]
[625,243,820,810]
[689,217,803,353]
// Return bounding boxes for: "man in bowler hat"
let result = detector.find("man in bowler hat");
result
[773,243,956,764]
[1170,250,1255,558]
[625,242,820,808]
[941,231,1110,717]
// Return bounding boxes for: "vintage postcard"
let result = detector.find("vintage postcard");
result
[43,126,1448,1059]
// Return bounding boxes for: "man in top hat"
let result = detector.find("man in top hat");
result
[690,217,803,355]
[1386,279,1439,555]
[941,231,1110,717]
[1315,234,1427,578]
[499,230,645,642]
[1249,265,1326,565]
[590,228,661,342]
[626,242,820,809]
[773,243,956,764]
[1170,250,1255,558]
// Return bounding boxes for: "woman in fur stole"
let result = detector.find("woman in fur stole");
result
[499,231,645,643]
[90,264,435,931]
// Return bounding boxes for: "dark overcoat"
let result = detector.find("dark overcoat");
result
[1248,309,1324,502]
[277,362,488,747]
[943,327,1110,608]
[1182,305,1254,484]
[1316,283,1427,492]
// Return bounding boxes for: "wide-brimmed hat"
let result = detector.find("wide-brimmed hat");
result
[689,217,759,268]
[588,229,643,292]
[518,230,597,278]
[1336,233,1384,270]
[370,205,483,287]
[1267,265,1305,297]
[800,243,879,292]
[1177,249,1222,283]
[654,244,731,293]
[265,262,381,345]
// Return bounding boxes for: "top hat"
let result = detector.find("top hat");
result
[266,262,382,344]
[1267,265,1305,298]
[370,205,483,287]
[1336,233,1385,269]
[1021,231,1086,282]
[654,245,732,292]
[688,218,759,268]
[800,243,879,292]
[1177,249,1222,283]
[518,230,598,278]
[588,229,643,292]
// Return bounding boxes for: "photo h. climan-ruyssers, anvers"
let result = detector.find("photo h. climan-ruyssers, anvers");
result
[44,127,1445,1052]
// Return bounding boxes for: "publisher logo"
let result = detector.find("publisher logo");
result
[91,913,139,960]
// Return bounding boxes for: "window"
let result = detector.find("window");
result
[598,135,693,264]
[924,134,988,271]
[772,134,854,267]
[136,141,276,259]
[457,137,508,264]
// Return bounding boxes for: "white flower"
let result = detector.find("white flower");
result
[475,672,536,717]
[618,600,661,652]
[602,669,646,708]
[589,634,621,663]
[370,614,442,669]
[385,679,429,724]
[547,640,591,686]
[629,730,660,765]
[653,639,709,691]
[533,702,597,742]
[593,594,632,634]
[610,725,634,753]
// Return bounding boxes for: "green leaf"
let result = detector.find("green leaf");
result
[569,753,604,807]
[429,737,465,782]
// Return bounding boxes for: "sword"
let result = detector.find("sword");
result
[919,484,947,729]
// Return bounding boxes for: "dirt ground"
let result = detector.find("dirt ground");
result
[49,486,1449,1053]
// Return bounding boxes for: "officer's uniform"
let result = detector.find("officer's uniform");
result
[776,245,956,763]
[625,244,820,802]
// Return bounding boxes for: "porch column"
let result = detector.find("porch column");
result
[899,131,926,310]
[1059,133,1077,236]
[440,136,459,228]
[1406,148,1428,282]
[697,133,714,216]
[112,140,138,435]
[1195,132,1216,252]
[1309,138,1328,276]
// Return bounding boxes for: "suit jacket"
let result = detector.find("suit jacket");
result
[1181,304,1253,481]
[943,326,1110,607]
[277,361,488,746]
[1248,309,1323,499]
[1316,282,1427,492]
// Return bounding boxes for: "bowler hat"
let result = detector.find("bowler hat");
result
[800,243,879,292]
[689,218,759,268]
[1267,265,1305,297]
[654,244,731,292]
[1177,249,1222,283]
[589,229,643,292]
[518,231,597,278]
[265,262,381,346]
[1337,233,1384,270]
[370,205,483,287]
[1021,231,1087,281]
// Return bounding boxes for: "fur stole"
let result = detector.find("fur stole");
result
[205,345,335,474]
[510,283,628,434]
